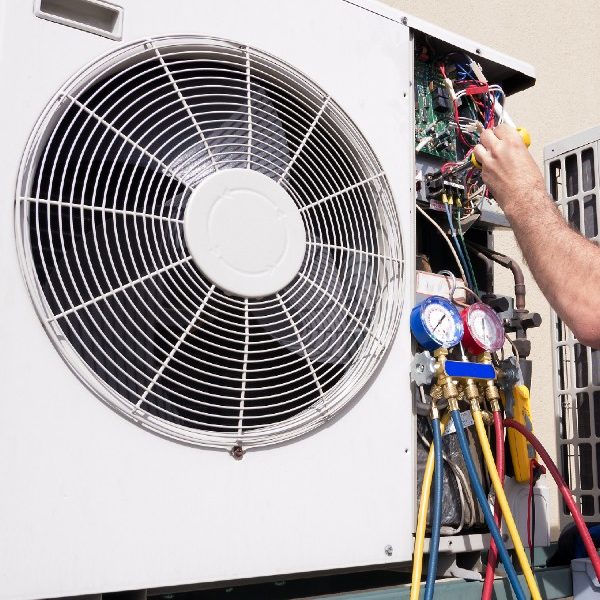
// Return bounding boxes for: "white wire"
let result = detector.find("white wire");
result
[416,204,468,283]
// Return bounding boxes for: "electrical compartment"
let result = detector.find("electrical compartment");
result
[409,20,542,551]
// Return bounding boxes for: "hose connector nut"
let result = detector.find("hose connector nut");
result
[442,380,459,401]
[485,381,501,399]
[464,381,480,402]
[447,397,460,412]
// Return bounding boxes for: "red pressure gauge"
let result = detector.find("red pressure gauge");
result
[461,302,505,355]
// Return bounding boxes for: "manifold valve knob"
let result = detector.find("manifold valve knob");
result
[411,351,437,386]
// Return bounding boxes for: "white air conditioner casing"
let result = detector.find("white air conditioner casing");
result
[0,1,534,598]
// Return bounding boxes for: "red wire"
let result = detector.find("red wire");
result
[504,419,600,579]
[527,460,535,562]
[482,410,504,600]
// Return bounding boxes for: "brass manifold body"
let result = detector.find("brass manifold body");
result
[429,349,500,420]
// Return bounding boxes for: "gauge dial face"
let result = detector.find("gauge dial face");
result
[420,297,464,349]
[465,302,504,352]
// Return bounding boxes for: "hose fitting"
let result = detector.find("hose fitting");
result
[434,348,460,404]
[485,384,502,413]
[463,379,480,402]
[447,397,460,412]
[443,380,459,401]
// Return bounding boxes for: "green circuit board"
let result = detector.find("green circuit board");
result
[414,60,458,162]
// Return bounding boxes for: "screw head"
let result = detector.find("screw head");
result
[401,16,408,25]
[231,445,245,460]
[384,544,393,557]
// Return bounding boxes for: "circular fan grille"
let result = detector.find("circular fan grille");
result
[16,37,404,448]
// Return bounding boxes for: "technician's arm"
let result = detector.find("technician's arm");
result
[474,124,600,348]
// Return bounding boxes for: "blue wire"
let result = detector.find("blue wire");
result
[450,410,526,600]
[424,417,443,600]
[456,63,475,80]
[444,203,474,289]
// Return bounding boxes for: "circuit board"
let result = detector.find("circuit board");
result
[414,60,458,162]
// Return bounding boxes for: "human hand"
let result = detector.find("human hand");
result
[473,124,545,216]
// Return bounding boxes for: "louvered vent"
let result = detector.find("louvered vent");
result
[16,37,404,448]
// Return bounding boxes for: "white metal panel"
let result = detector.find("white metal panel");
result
[343,0,536,85]
[545,133,600,529]
[0,1,414,598]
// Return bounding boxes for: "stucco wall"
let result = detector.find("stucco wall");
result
[378,0,600,537]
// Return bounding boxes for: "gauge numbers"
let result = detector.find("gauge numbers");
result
[410,296,464,350]
[462,302,504,353]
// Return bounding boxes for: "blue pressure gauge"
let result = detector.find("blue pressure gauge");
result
[410,296,464,351]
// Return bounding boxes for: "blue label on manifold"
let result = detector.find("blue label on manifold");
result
[444,361,496,380]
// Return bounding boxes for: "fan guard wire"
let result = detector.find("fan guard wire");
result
[16,36,404,448]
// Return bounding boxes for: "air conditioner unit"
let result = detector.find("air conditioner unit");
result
[0,1,534,598]
[546,127,600,528]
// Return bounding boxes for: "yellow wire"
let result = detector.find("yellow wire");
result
[410,413,450,600]
[472,409,542,600]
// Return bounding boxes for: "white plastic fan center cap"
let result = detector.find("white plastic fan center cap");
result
[184,169,307,298]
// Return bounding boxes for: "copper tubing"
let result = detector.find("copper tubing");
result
[467,242,526,310]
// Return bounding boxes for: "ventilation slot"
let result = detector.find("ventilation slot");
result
[35,0,123,40]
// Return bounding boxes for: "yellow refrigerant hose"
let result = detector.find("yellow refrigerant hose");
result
[472,409,542,600]
[410,413,450,600]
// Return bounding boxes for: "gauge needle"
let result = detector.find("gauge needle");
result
[432,314,447,333]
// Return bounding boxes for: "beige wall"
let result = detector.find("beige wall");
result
[378,0,600,536]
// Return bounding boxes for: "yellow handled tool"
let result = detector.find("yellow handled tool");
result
[503,384,535,482]
[470,127,531,168]
[499,358,536,483]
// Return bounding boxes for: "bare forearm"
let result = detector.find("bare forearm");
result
[474,124,600,347]
[503,184,600,345]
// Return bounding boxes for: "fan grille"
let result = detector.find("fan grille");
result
[16,37,404,448]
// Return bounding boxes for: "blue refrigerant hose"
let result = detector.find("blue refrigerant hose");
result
[424,416,443,600]
[450,410,526,600]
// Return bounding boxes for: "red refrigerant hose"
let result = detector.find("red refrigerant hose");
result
[482,410,505,600]
[504,419,600,579]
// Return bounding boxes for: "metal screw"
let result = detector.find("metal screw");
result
[401,16,408,25]
[416,364,424,373]
[475,48,482,55]
[231,445,245,460]
[384,545,393,556]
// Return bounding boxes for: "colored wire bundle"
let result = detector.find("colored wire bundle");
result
[416,204,468,283]
[456,205,479,296]
[410,413,451,600]
[443,203,478,293]
[482,410,505,600]
[424,415,443,600]
[450,410,526,600]
[472,410,542,600]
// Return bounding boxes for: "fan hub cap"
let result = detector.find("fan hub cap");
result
[184,169,306,298]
